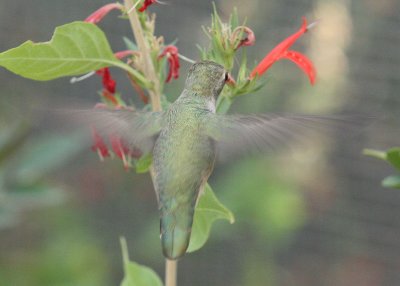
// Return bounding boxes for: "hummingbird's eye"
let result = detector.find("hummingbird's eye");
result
[224,72,230,82]
[224,72,236,86]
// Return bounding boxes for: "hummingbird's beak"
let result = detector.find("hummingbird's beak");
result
[225,73,236,86]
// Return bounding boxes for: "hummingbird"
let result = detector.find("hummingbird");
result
[86,60,363,260]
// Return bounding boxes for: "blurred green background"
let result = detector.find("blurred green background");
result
[0,0,399,285]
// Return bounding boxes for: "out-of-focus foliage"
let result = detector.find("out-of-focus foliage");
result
[364,148,400,189]
[0,207,110,286]
[120,237,163,286]
[0,108,111,285]
[0,119,84,228]
[0,134,110,284]
[215,157,306,244]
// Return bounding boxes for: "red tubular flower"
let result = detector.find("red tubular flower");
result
[128,75,149,104]
[91,127,110,159]
[102,89,119,106]
[95,51,141,106]
[138,0,157,12]
[110,135,131,170]
[85,3,123,24]
[159,45,180,83]
[114,50,149,104]
[96,68,116,94]
[114,50,139,60]
[250,17,316,85]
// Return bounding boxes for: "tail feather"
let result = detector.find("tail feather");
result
[160,209,194,260]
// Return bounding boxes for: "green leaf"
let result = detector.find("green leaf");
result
[120,237,162,286]
[382,175,400,189]
[386,148,400,171]
[135,153,152,174]
[187,184,234,253]
[0,22,147,84]
[363,147,400,171]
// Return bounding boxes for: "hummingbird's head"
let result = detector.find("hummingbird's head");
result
[184,61,231,97]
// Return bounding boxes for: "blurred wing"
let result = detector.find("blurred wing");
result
[63,109,163,153]
[206,113,370,160]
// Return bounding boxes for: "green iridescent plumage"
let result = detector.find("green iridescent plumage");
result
[153,61,225,259]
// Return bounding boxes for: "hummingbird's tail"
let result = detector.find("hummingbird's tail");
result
[160,207,194,260]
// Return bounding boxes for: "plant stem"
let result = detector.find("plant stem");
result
[165,259,177,286]
[123,0,161,208]
[124,3,176,286]
[124,0,162,112]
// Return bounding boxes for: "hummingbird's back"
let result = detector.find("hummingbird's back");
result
[152,98,216,259]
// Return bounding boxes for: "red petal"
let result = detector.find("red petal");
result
[250,17,308,78]
[159,45,179,58]
[85,3,123,24]
[280,50,316,85]
[159,46,180,83]
[91,127,110,158]
[138,0,157,12]
[110,136,127,159]
[101,89,119,106]
[233,26,256,50]
[128,76,149,104]
[110,135,132,170]
[96,68,116,94]
[169,57,180,81]
[114,50,138,60]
